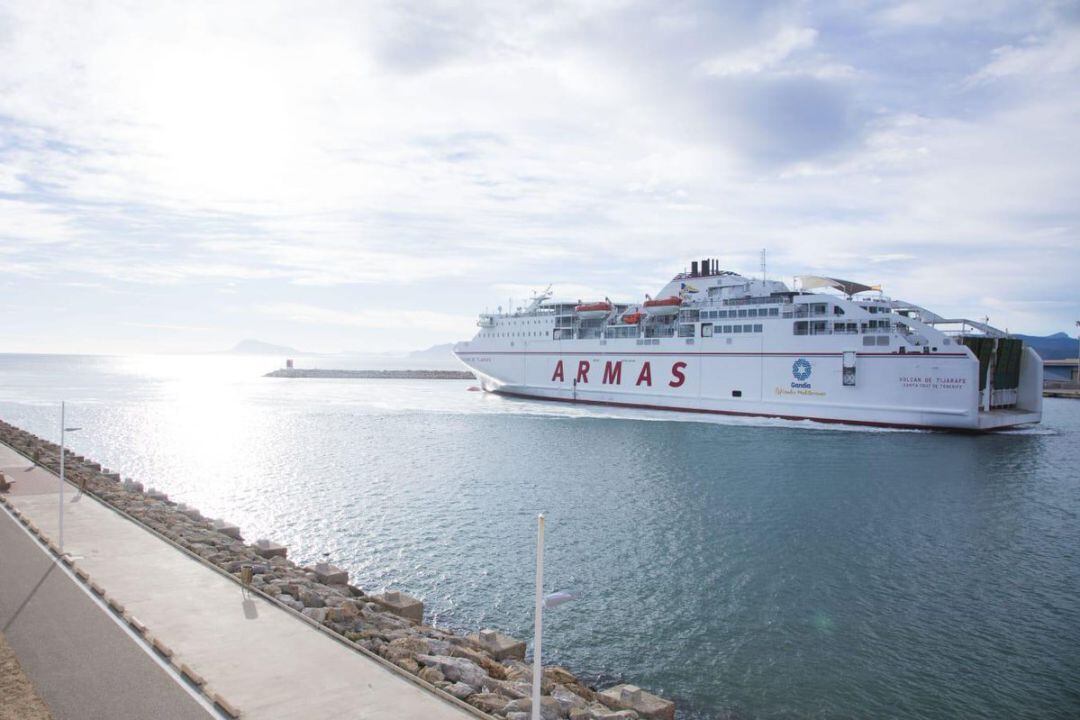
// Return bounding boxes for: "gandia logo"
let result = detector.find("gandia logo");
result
[792,358,813,381]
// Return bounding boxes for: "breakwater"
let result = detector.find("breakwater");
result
[0,418,673,720]
[266,368,475,380]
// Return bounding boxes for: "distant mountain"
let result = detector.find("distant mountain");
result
[408,342,456,358]
[1015,332,1078,360]
[228,339,302,355]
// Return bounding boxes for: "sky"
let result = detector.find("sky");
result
[1,0,1078,354]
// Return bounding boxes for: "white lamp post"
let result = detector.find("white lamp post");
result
[531,513,545,720]
[529,514,578,720]
[58,401,81,554]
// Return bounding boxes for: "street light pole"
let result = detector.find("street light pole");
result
[58,402,81,555]
[59,401,66,552]
[531,513,545,720]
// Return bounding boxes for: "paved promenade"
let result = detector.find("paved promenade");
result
[0,507,214,720]
[0,443,476,720]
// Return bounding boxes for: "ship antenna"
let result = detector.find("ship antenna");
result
[761,249,767,283]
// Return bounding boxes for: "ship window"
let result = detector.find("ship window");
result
[743,324,752,333]
[732,390,742,397]
[738,309,748,317]
[723,325,732,333]
[754,324,762,333]
[863,336,876,346]
[769,308,779,316]
[748,309,758,317]
[733,325,742,333]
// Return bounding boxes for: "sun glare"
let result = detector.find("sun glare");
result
[137,44,304,203]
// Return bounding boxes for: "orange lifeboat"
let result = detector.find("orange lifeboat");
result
[642,296,683,317]
[621,311,644,324]
[574,301,613,320]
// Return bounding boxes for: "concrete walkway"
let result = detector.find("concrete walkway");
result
[0,443,476,720]
[0,507,215,720]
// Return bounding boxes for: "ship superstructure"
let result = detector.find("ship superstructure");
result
[453,259,1042,430]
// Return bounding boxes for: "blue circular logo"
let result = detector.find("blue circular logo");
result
[792,358,812,381]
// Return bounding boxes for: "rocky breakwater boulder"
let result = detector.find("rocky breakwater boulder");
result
[468,628,526,661]
[597,685,674,720]
[371,589,423,623]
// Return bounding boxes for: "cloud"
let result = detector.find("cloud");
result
[967,26,1080,85]
[702,26,819,76]
[700,75,859,165]
[0,0,1077,351]
[257,302,475,333]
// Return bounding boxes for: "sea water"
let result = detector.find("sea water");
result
[1,353,1077,719]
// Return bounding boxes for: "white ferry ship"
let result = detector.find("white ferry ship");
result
[453,259,1042,430]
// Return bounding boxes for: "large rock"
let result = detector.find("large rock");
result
[468,628,526,661]
[415,655,489,688]
[277,594,305,612]
[418,666,445,685]
[597,684,674,720]
[300,590,325,608]
[449,644,507,680]
[387,636,430,658]
[311,562,348,585]
[480,677,530,700]
[553,684,591,714]
[503,696,562,720]
[466,693,509,714]
[326,604,358,623]
[446,681,475,700]
[544,666,579,686]
[253,538,287,559]
[504,663,554,694]
[372,590,423,623]
[572,707,639,720]
[393,657,420,674]
[360,603,412,631]
[302,607,328,623]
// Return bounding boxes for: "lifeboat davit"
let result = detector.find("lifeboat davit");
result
[575,301,613,320]
[643,296,683,317]
[621,311,644,325]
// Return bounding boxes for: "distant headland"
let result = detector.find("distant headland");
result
[265,368,474,380]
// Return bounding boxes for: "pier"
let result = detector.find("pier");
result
[0,419,675,720]
[1043,359,1079,398]
[0,440,479,720]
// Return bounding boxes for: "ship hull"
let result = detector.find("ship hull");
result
[454,342,1042,431]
